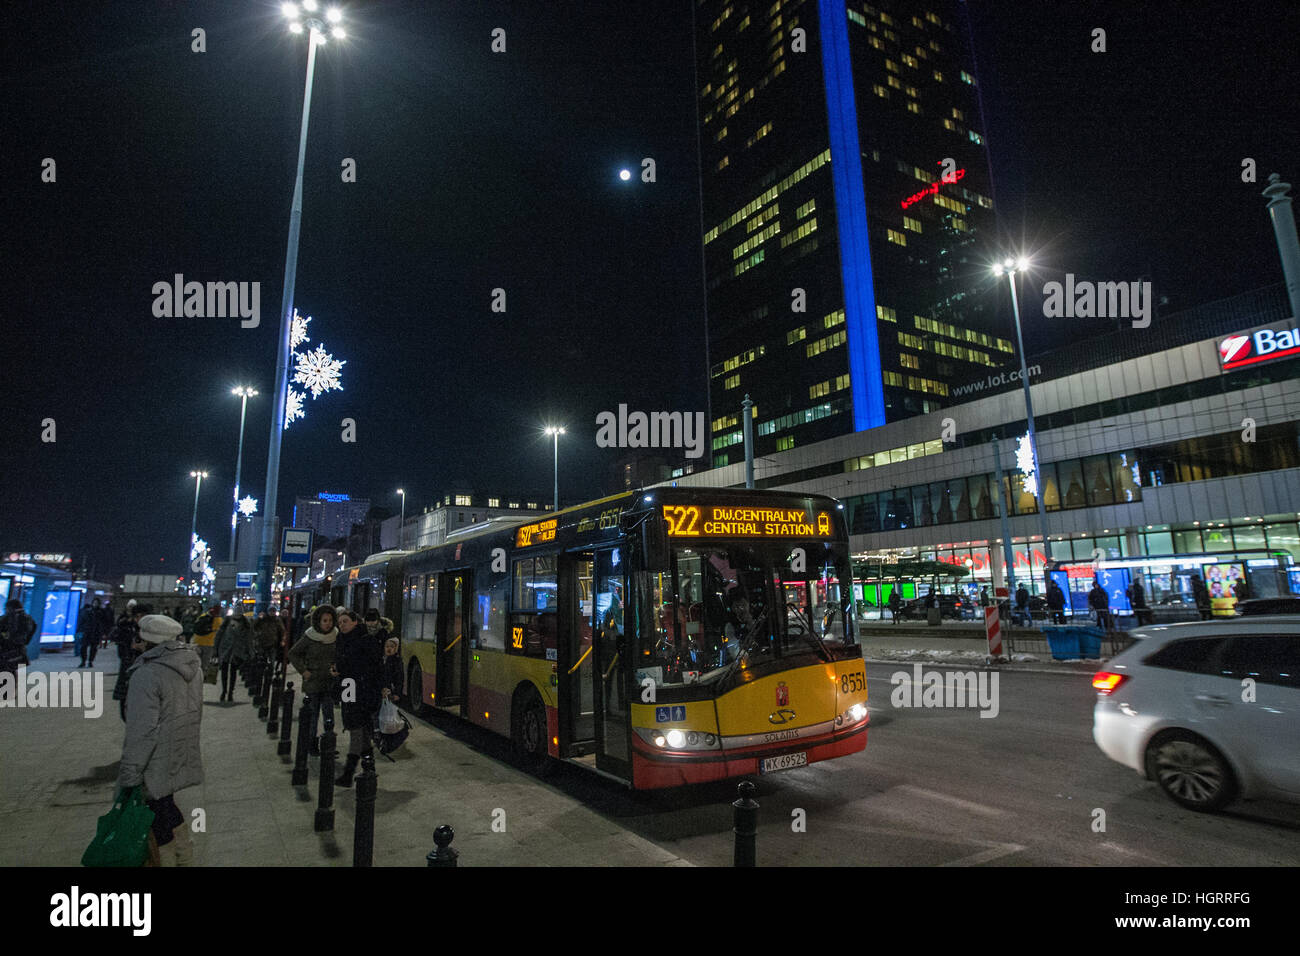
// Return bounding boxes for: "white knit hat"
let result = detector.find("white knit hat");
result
[138,613,183,644]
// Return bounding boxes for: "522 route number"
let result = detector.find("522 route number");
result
[663,505,702,536]
[840,671,865,694]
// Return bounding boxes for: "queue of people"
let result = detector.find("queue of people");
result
[288,604,401,787]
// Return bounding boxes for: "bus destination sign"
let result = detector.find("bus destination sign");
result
[515,517,558,548]
[664,505,833,538]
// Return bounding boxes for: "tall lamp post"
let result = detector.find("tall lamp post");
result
[229,386,258,562]
[189,470,208,595]
[255,3,347,613]
[544,426,565,512]
[396,488,406,549]
[992,256,1053,591]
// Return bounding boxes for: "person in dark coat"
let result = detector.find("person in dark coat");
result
[110,602,151,720]
[1,599,36,674]
[1191,574,1212,621]
[1129,574,1152,625]
[1014,584,1031,627]
[98,601,116,648]
[887,588,902,624]
[214,612,255,702]
[1046,579,1067,624]
[1087,580,1111,629]
[334,608,384,787]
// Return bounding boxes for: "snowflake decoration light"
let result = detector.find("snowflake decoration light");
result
[290,309,312,350]
[284,388,305,429]
[238,495,259,517]
[293,345,346,399]
[1015,432,1038,497]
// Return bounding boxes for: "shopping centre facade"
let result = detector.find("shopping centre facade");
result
[669,285,1300,618]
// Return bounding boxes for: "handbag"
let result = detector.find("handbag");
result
[203,661,219,685]
[82,786,155,867]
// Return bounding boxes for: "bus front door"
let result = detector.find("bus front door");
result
[436,570,469,712]
[592,546,630,778]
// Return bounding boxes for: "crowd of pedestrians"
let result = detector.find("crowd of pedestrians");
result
[288,604,401,788]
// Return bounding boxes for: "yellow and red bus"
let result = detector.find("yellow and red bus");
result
[285,488,868,788]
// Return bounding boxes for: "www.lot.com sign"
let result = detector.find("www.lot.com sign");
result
[1219,324,1300,371]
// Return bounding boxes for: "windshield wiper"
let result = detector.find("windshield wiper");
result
[785,603,833,661]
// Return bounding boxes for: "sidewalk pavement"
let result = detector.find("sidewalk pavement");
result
[0,648,691,867]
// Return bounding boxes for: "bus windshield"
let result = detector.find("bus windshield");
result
[634,542,855,692]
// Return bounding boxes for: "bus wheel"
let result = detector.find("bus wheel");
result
[405,660,429,719]
[511,688,551,775]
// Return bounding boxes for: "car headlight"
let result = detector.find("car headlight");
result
[666,729,685,748]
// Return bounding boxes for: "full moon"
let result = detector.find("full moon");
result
[619,169,631,181]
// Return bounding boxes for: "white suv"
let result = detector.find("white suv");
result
[1092,617,1300,812]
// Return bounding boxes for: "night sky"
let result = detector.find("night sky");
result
[3,0,1297,579]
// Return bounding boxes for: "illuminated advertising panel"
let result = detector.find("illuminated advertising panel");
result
[515,518,558,548]
[1218,324,1300,371]
[663,504,835,538]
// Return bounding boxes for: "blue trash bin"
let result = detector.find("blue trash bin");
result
[1043,627,1081,660]
[1077,627,1105,659]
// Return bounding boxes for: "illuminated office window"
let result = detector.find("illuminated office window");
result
[786,327,806,345]
[899,353,920,370]
[877,304,897,323]
[903,216,921,233]
[887,228,907,246]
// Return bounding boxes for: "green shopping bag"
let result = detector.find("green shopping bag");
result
[81,786,155,867]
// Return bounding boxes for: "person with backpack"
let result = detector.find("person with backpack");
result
[118,613,203,866]
[191,604,222,672]
[213,610,255,702]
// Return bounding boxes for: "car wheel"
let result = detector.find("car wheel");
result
[1144,732,1237,812]
[511,687,551,774]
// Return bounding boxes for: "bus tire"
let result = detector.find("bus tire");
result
[511,686,551,775]
[405,659,430,719]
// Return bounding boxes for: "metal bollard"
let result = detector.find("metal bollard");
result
[733,780,758,867]
[278,684,297,757]
[291,694,312,783]
[426,825,458,867]
[255,660,269,721]
[352,753,377,867]
[267,675,283,735]
[314,707,336,831]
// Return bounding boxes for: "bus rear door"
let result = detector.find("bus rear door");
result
[435,570,470,713]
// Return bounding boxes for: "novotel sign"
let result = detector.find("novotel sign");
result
[901,168,965,209]
[1218,324,1300,371]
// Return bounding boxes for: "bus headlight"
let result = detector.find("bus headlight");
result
[849,703,867,722]
[652,733,667,748]
[666,729,686,748]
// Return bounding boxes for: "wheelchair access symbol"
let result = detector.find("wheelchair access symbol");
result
[655,705,686,723]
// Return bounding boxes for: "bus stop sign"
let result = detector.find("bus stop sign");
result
[279,528,313,567]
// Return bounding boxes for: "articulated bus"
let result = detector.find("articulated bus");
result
[284,488,868,788]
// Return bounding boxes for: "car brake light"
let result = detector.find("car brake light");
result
[1092,671,1127,695]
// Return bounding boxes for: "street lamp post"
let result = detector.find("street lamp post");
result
[396,488,405,549]
[544,426,565,512]
[229,386,258,562]
[189,470,208,595]
[993,257,1053,591]
[255,4,346,613]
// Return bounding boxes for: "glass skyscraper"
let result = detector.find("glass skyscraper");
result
[696,0,1014,466]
